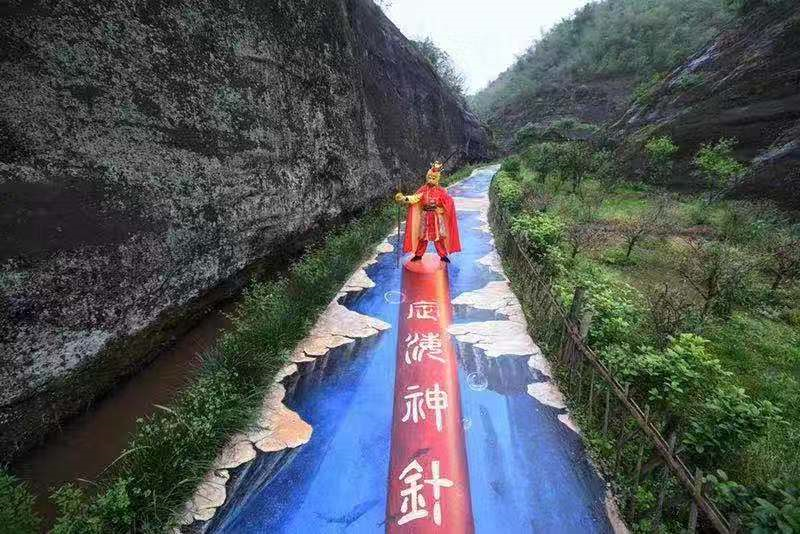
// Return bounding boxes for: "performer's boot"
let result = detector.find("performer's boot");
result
[413,238,428,261]
[434,240,450,263]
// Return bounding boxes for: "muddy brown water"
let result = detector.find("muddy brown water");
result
[10,301,236,530]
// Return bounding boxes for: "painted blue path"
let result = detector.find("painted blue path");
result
[207,168,614,534]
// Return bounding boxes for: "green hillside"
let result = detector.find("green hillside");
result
[472,0,732,145]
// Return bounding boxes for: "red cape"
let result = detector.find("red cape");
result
[402,185,462,254]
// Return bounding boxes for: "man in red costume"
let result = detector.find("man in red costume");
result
[395,161,462,263]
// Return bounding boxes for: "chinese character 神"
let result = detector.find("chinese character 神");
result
[402,385,426,424]
[397,459,455,527]
[404,332,445,365]
[400,383,448,432]
[425,383,448,432]
[407,301,439,321]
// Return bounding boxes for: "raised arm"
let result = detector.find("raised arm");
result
[394,192,422,205]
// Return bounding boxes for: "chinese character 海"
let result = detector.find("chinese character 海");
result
[407,300,439,321]
[404,332,445,364]
[397,459,455,526]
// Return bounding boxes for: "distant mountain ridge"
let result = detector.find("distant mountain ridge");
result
[472,0,732,148]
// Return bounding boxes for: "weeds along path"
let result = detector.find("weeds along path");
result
[183,167,623,534]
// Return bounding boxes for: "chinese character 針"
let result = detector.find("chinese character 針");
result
[404,332,445,365]
[397,459,455,527]
[407,300,439,321]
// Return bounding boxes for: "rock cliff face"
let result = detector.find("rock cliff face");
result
[0,0,490,460]
[608,4,800,208]
[482,76,636,150]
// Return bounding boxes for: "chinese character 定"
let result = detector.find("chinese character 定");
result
[407,301,439,321]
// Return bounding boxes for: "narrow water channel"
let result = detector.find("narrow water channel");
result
[11,301,236,529]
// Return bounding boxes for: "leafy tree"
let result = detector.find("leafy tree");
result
[522,142,561,181]
[644,136,678,183]
[616,197,669,262]
[676,239,757,316]
[723,0,793,15]
[644,283,695,348]
[763,232,800,293]
[556,142,594,193]
[693,138,747,201]
[411,37,466,96]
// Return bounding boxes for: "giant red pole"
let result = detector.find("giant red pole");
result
[386,254,474,533]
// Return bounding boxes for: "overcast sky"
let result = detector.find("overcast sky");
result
[384,0,593,94]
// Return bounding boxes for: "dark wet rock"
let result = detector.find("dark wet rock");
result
[485,77,636,150]
[607,4,800,208]
[0,0,491,461]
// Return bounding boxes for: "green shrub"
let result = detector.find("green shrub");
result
[683,197,713,225]
[557,266,642,349]
[749,485,800,533]
[521,142,561,180]
[0,470,40,534]
[53,478,133,534]
[644,136,678,165]
[493,170,524,213]
[603,333,781,464]
[509,212,565,272]
[633,73,666,105]
[604,334,724,412]
[706,472,800,532]
[693,138,747,197]
[684,385,781,462]
[500,156,521,177]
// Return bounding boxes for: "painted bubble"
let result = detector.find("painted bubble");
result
[466,371,488,391]
[384,290,406,304]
